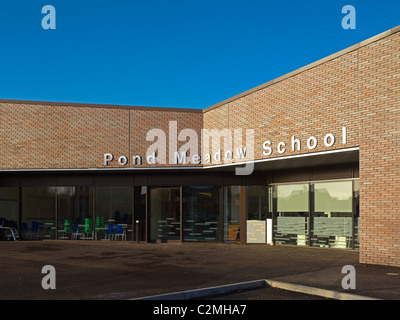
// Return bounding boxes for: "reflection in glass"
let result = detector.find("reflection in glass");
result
[312,181,353,249]
[314,181,352,212]
[224,186,241,242]
[57,187,93,240]
[95,187,132,241]
[22,187,56,240]
[134,186,147,242]
[182,186,222,242]
[246,186,268,244]
[273,184,309,246]
[354,179,359,249]
[246,186,267,220]
[150,188,180,242]
[0,188,20,239]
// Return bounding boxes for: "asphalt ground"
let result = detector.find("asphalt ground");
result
[203,287,332,300]
[0,240,399,301]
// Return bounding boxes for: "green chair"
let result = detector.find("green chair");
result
[59,220,72,240]
[45,221,56,239]
[95,216,105,240]
[84,218,93,240]
[96,216,105,228]
[64,220,72,232]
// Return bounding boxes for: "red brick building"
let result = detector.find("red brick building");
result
[0,26,399,267]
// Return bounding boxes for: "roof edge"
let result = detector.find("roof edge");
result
[1,25,399,114]
[203,24,400,113]
[0,99,203,113]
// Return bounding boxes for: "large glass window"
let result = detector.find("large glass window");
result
[134,186,147,242]
[149,187,180,242]
[271,180,359,250]
[224,186,241,242]
[57,187,93,240]
[246,186,268,243]
[22,187,56,240]
[311,181,353,249]
[95,187,132,241]
[247,186,267,220]
[0,188,20,239]
[273,183,309,246]
[182,186,223,242]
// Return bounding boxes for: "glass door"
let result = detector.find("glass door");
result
[224,186,241,242]
[149,187,181,242]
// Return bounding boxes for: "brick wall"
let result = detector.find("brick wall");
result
[359,32,400,267]
[0,103,130,169]
[130,109,203,167]
[203,52,360,166]
[0,26,399,267]
[0,103,202,169]
[202,27,400,267]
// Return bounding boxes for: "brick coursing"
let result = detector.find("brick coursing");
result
[203,51,359,165]
[358,32,400,267]
[0,28,399,267]
[0,104,202,169]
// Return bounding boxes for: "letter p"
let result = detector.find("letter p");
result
[104,153,114,166]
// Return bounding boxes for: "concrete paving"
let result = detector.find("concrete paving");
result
[0,240,399,300]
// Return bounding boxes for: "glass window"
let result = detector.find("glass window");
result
[311,181,353,249]
[246,186,268,244]
[277,184,309,212]
[273,184,309,246]
[22,187,56,240]
[149,188,180,242]
[95,187,132,241]
[0,188,20,239]
[182,186,223,242]
[354,179,359,249]
[57,187,93,240]
[134,186,147,242]
[314,181,353,213]
[246,186,267,220]
[224,186,241,242]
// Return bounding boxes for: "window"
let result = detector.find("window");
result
[311,181,353,249]
[182,186,222,242]
[57,187,93,240]
[95,187,132,240]
[22,187,56,240]
[270,179,359,249]
[246,186,268,244]
[224,186,241,242]
[0,188,19,239]
[149,188,180,242]
[273,184,309,246]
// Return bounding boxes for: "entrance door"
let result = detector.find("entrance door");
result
[149,187,181,242]
[224,186,241,242]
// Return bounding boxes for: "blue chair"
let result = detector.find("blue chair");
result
[105,224,114,240]
[114,224,126,241]
[31,221,40,240]
[72,222,82,240]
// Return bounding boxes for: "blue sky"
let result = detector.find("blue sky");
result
[0,0,399,109]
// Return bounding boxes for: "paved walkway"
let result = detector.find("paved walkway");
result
[0,241,399,300]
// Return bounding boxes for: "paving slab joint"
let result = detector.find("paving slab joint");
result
[131,279,382,301]
[264,280,381,301]
[131,280,266,300]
